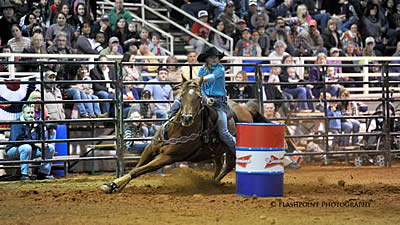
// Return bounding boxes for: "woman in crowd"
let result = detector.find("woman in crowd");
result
[71,3,92,31]
[122,74,140,119]
[19,33,47,72]
[7,24,31,53]
[211,19,229,55]
[308,52,328,99]
[121,52,143,97]
[322,19,342,51]
[112,17,129,51]
[337,88,361,146]
[227,70,254,100]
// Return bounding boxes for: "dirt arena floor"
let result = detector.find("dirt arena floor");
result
[0,164,399,225]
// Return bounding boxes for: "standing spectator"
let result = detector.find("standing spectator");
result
[298,19,327,56]
[182,50,202,79]
[6,104,55,181]
[76,22,98,54]
[149,33,166,56]
[144,67,173,119]
[234,27,255,56]
[91,14,112,44]
[108,0,132,30]
[189,10,211,55]
[257,25,270,56]
[0,0,17,44]
[322,19,342,51]
[180,0,209,28]
[100,36,122,56]
[7,24,31,53]
[217,1,240,37]
[43,71,66,122]
[90,55,116,116]
[251,30,262,56]
[45,12,75,47]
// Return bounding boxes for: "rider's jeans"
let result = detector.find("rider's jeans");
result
[216,109,236,153]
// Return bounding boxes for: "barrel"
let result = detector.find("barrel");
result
[236,123,285,197]
[52,124,68,176]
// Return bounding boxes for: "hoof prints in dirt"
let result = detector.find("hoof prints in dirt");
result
[125,168,235,195]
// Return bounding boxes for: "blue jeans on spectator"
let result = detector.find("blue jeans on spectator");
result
[156,109,168,119]
[86,94,102,116]
[341,119,360,146]
[96,91,114,114]
[66,88,88,116]
[7,144,55,175]
[284,87,311,110]
[313,13,331,33]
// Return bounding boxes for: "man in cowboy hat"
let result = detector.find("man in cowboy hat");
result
[169,46,236,153]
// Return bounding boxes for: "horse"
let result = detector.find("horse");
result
[100,76,269,194]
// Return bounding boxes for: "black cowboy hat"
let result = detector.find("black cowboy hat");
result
[197,46,224,62]
[0,0,15,9]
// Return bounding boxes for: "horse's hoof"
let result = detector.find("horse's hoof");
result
[100,182,117,194]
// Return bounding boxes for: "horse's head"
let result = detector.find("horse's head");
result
[179,76,204,127]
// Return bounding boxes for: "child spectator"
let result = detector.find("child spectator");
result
[227,70,254,99]
[234,27,255,56]
[149,33,166,56]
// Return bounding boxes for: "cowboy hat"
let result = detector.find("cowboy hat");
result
[197,46,224,62]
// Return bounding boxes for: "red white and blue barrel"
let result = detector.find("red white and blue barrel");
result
[236,123,285,197]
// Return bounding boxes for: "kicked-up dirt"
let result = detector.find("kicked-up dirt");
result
[0,165,399,225]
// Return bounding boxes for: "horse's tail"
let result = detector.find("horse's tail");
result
[246,100,272,123]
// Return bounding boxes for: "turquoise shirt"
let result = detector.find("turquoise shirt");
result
[198,64,227,97]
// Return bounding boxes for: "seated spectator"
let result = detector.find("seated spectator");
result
[0,0,17,45]
[7,24,31,53]
[308,52,328,99]
[108,0,132,30]
[124,109,149,155]
[112,17,129,51]
[268,18,293,50]
[243,0,258,29]
[121,52,144,97]
[227,70,254,100]
[180,0,209,28]
[189,10,211,55]
[18,33,47,72]
[263,102,280,119]
[342,41,361,86]
[327,47,342,74]
[45,12,75,47]
[234,27,255,56]
[322,19,342,51]
[76,22,99,54]
[268,40,290,64]
[280,66,315,111]
[143,67,173,119]
[93,32,106,52]
[266,66,293,116]
[166,55,184,83]
[327,94,343,146]
[360,3,386,54]
[303,0,332,32]
[251,11,269,31]
[340,23,363,54]
[50,0,62,20]
[20,11,40,38]
[53,3,74,26]
[211,19,230,55]
[75,65,103,118]
[362,37,381,74]
[288,19,303,56]
[91,14,112,44]
[136,39,158,74]
[325,66,344,97]
[390,41,400,73]
[6,104,55,180]
[181,50,202,80]
[136,27,151,45]
[122,74,140,119]
[232,19,248,45]
[27,90,49,121]
[121,22,138,52]
[337,88,361,146]
[149,33,166,56]
[43,71,66,122]
[71,3,93,31]
[298,19,327,56]
[90,55,115,116]
[100,36,122,56]
[0,45,12,72]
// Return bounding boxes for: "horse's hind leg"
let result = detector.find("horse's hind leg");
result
[213,155,223,180]
[215,151,235,183]
[100,152,177,194]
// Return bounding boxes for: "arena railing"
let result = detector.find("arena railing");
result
[0,59,399,178]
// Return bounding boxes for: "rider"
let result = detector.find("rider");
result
[168,46,236,153]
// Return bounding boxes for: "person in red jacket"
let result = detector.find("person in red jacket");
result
[189,10,210,55]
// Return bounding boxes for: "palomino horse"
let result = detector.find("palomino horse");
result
[100,76,268,194]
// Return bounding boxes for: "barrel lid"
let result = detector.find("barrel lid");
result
[236,122,284,126]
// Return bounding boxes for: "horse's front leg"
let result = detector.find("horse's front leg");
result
[215,150,236,183]
[100,146,177,194]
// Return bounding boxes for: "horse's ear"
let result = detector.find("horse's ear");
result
[199,75,204,86]
[181,74,188,83]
